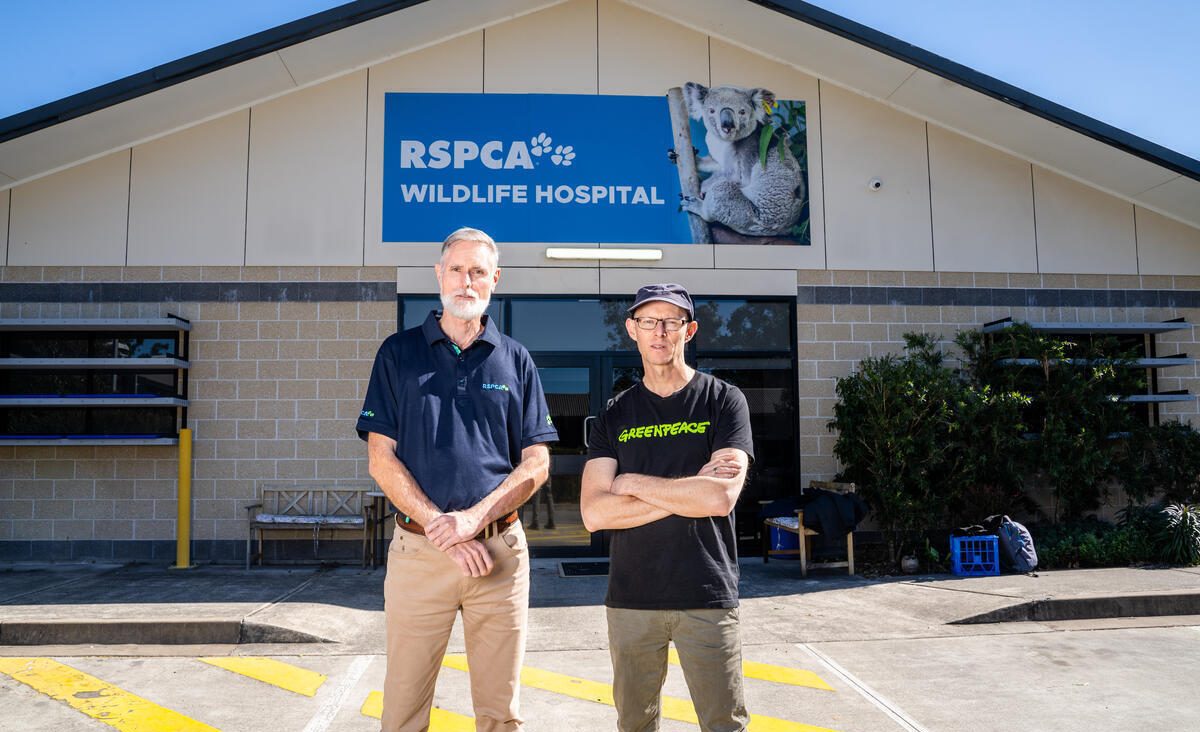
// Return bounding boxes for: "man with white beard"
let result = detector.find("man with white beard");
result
[358,227,558,732]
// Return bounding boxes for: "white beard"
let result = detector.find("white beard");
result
[441,290,489,321]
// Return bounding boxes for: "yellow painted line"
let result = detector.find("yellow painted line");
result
[442,654,837,732]
[199,656,326,697]
[360,690,474,730]
[0,657,218,732]
[668,648,835,691]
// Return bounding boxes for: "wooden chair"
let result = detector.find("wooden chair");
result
[762,480,857,577]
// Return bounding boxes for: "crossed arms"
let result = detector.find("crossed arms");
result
[366,432,550,577]
[579,448,750,532]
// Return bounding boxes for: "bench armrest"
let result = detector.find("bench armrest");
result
[245,502,263,513]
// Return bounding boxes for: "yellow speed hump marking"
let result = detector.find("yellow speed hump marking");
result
[0,657,218,732]
[442,654,838,732]
[359,691,474,730]
[199,656,327,697]
[667,648,835,692]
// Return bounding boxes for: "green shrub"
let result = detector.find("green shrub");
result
[1158,503,1200,565]
[829,334,964,564]
[1122,424,1200,504]
[1034,517,1158,568]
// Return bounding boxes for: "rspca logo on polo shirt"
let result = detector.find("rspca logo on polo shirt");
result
[482,383,511,392]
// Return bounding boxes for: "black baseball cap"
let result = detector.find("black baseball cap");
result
[627,283,695,320]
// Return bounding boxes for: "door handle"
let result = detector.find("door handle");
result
[583,415,597,448]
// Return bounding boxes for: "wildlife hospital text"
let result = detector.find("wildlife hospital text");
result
[396,184,667,206]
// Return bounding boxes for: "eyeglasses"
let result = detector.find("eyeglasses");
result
[632,316,688,332]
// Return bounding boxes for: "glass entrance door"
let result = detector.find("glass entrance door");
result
[526,355,641,557]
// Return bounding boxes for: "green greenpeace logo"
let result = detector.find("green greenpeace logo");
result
[618,421,710,443]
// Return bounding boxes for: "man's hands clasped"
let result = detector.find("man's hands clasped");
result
[426,510,494,577]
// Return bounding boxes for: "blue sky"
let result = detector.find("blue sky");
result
[2,0,1197,160]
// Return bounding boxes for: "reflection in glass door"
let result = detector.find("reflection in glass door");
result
[526,356,642,557]
[527,365,595,554]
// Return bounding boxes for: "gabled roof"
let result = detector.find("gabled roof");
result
[2,0,1197,228]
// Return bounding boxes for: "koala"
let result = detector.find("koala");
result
[680,82,805,238]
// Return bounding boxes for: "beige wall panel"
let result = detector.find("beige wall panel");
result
[495,266,600,294]
[709,39,825,270]
[246,72,367,266]
[8,150,130,266]
[1138,176,1200,229]
[128,111,249,266]
[928,126,1036,273]
[1137,207,1200,276]
[889,70,1177,200]
[276,0,558,86]
[600,267,795,296]
[485,0,597,93]
[1033,166,1137,275]
[501,243,599,269]
[820,85,932,271]
[598,0,708,95]
[0,54,294,185]
[365,33,483,266]
[626,0,916,101]
[1,189,8,263]
[395,263,597,296]
[599,244,713,269]
[397,266,439,294]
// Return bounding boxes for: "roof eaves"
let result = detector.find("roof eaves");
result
[751,0,1200,182]
[0,0,430,145]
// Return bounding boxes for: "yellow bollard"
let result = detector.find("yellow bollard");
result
[173,427,194,569]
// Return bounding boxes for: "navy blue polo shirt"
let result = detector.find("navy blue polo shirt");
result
[357,311,558,512]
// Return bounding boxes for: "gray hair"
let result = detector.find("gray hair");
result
[441,227,499,268]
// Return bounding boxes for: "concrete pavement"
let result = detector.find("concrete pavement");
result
[1,559,1199,731]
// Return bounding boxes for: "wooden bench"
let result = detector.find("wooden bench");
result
[762,480,858,577]
[245,483,374,569]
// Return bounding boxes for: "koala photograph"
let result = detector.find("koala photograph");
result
[676,82,809,245]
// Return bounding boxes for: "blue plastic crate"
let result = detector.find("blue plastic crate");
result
[950,535,1000,576]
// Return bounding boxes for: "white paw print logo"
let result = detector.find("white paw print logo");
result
[530,133,553,156]
[551,144,575,166]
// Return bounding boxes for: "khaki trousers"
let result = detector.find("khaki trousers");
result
[607,607,748,732]
[382,523,529,732]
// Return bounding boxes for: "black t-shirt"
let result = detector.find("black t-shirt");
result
[588,371,754,610]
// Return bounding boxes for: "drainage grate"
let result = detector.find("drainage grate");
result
[558,561,610,577]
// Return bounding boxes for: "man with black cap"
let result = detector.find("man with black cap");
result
[581,283,754,732]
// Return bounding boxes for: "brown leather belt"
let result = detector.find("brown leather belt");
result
[395,511,518,540]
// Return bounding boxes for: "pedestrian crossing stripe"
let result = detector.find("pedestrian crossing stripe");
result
[0,657,218,732]
[199,657,327,697]
[360,691,474,730]
[441,654,839,732]
[667,648,835,691]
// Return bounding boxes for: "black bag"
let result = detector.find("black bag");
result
[984,514,1038,573]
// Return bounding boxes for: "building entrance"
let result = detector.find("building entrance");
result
[398,295,799,558]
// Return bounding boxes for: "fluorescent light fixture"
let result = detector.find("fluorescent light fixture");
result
[545,248,663,261]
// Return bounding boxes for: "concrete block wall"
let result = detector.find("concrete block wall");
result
[0,266,394,560]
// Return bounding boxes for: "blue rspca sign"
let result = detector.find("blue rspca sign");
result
[381,93,690,244]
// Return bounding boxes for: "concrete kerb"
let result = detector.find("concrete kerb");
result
[2,562,1200,648]
[0,618,332,646]
[951,589,1200,624]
